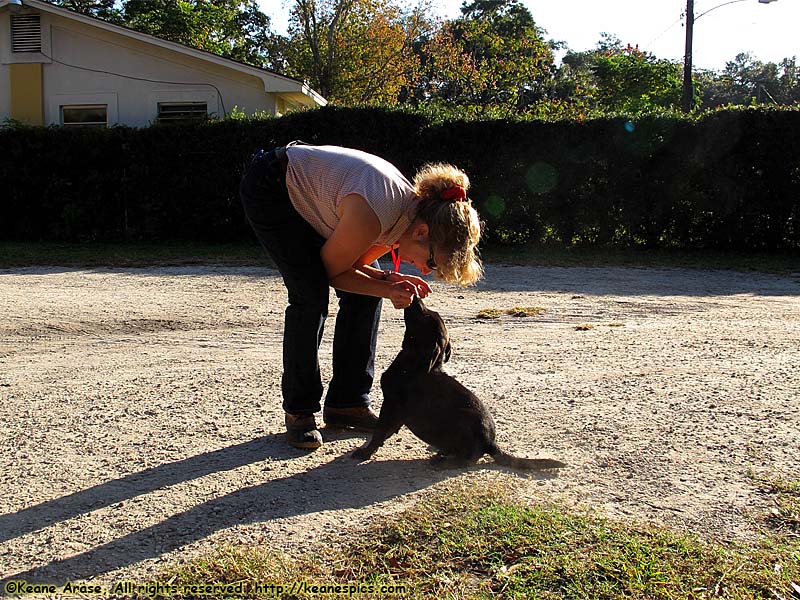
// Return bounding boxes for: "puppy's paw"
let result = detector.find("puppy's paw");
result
[351,447,373,462]
[429,453,453,470]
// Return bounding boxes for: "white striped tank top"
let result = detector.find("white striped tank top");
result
[284,145,417,246]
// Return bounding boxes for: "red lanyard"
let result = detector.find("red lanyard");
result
[390,247,401,273]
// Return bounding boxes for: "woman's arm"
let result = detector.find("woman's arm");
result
[353,240,433,299]
[320,194,420,307]
[357,244,393,267]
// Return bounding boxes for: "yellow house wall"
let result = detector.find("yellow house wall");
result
[10,63,44,125]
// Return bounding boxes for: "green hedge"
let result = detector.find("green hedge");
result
[2,106,799,250]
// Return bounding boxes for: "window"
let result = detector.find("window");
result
[11,14,42,53]
[61,105,108,128]
[157,102,208,124]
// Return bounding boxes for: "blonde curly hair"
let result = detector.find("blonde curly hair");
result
[413,163,484,286]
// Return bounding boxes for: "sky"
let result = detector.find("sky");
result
[259,0,799,72]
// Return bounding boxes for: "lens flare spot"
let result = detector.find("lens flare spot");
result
[485,195,506,217]
[526,162,558,194]
[625,120,635,133]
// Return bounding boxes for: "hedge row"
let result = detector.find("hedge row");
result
[2,106,799,250]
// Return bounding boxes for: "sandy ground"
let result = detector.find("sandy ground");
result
[1,263,799,588]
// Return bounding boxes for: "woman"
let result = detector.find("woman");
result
[240,142,483,449]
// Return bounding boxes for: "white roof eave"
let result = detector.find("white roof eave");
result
[256,72,327,106]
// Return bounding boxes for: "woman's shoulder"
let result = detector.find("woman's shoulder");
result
[291,145,401,175]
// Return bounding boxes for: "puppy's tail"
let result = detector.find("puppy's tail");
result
[490,446,566,471]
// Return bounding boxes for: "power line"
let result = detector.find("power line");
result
[646,13,685,48]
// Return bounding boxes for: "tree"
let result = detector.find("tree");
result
[284,0,426,104]
[556,35,683,114]
[333,5,427,104]
[121,0,276,68]
[409,0,555,113]
[46,0,123,23]
[776,57,800,104]
[700,53,800,109]
[592,45,682,113]
[284,0,351,99]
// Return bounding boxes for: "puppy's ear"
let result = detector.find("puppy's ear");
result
[428,339,451,371]
[428,345,442,373]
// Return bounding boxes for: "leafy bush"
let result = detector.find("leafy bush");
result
[1,105,798,250]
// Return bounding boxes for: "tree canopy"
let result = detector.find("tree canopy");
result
[558,35,683,114]
[408,0,556,114]
[282,0,426,104]
[46,0,799,114]
[700,53,800,109]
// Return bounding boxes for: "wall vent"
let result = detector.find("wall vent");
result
[11,14,42,53]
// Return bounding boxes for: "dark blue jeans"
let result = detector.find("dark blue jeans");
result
[239,148,382,415]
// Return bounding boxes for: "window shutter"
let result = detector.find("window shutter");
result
[11,14,42,53]
[157,102,209,123]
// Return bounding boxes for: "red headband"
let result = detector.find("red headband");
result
[440,185,467,202]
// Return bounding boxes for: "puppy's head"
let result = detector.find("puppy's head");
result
[402,296,451,372]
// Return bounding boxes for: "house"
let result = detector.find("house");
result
[0,0,325,128]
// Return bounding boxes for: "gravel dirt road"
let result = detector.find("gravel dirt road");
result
[1,264,798,586]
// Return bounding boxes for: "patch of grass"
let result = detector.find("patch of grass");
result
[481,246,800,275]
[477,308,504,320]
[161,481,800,600]
[0,242,270,269]
[506,306,547,318]
[753,474,800,536]
[0,242,797,274]
[575,324,595,331]
[164,546,327,597]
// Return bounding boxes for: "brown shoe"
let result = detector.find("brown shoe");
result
[285,413,323,449]
[323,406,379,431]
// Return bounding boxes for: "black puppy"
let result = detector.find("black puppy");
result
[352,296,565,471]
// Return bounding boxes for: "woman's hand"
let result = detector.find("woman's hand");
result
[389,280,422,309]
[389,273,432,298]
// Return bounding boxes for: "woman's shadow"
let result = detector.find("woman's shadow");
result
[1,432,451,585]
